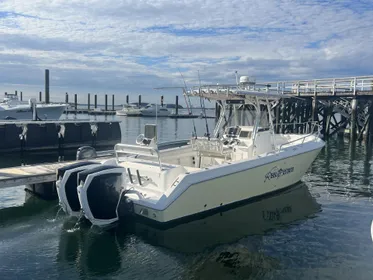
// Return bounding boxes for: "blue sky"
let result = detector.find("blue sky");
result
[0,0,373,104]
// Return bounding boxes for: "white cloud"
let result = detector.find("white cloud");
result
[0,0,372,103]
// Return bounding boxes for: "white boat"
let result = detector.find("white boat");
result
[56,76,325,228]
[140,104,170,117]
[116,104,142,116]
[0,93,67,120]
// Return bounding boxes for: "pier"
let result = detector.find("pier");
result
[269,75,373,141]
[206,75,373,141]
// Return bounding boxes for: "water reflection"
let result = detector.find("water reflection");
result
[306,139,373,199]
[131,183,320,254]
[56,183,320,279]
[0,191,55,227]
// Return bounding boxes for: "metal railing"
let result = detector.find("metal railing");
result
[264,75,373,96]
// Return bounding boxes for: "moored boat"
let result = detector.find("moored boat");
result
[56,75,325,228]
[0,93,67,120]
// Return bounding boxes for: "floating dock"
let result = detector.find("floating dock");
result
[0,119,121,154]
[0,157,113,190]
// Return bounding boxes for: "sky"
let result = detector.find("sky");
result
[0,0,373,105]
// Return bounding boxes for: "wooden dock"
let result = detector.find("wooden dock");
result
[0,157,111,189]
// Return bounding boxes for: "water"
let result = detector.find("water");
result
[1,115,373,280]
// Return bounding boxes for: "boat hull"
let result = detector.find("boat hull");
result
[0,104,66,120]
[131,143,323,225]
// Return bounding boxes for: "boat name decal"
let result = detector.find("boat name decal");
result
[264,166,294,182]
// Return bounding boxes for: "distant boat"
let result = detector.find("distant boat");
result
[0,93,67,120]
[140,104,170,117]
[116,104,142,116]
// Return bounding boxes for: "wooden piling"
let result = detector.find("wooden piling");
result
[365,101,373,142]
[94,94,97,109]
[275,101,280,133]
[112,94,114,111]
[39,91,42,102]
[20,91,23,101]
[45,69,50,104]
[350,98,358,141]
[126,95,129,104]
[105,94,108,111]
[324,103,333,138]
[15,90,17,96]
[281,99,287,133]
[175,96,179,115]
[138,95,142,107]
[65,92,68,104]
[161,95,164,107]
[88,93,90,110]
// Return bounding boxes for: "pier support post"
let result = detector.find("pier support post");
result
[350,98,358,141]
[65,93,68,104]
[365,102,373,142]
[112,94,114,111]
[20,91,22,101]
[161,95,164,107]
[88,93,90,110]
[175,96,179,115]
[94,94,97,109]
[105,94,108,111]
[39,91,42,102]
[312,96,318,133]
[275,100,280,133]
[126,95,129,104]
[15,90,17,96]
[45,69,50,104]
[324,103,333,138]
[281,99,287,133]
[138,95,142,107]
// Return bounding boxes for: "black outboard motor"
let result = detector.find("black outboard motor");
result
[56,161,100,216]
[77,165,126,228]
[76,146,97,160]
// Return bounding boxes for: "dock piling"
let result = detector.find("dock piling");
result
[105,94,108,111]
[20,91,22,101]
[138,95,142,107]
[39,91,42,102]
[94,94,97,109]
[88,93,90,110]
[126,95,129,104]
[65,92,68,104]
[74,94,77,110]
[350,98,358,141]
[112,94,114,111]
[176,96,179,115]
[45,69,50,104]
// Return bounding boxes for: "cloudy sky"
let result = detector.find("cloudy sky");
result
[0,0,372,104]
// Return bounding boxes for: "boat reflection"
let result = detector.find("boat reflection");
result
[131,182,321,253]
[56,183,320,278]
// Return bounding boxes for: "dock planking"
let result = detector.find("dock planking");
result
[0,158,111,189]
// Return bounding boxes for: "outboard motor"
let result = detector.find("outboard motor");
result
[76,146,97,160]
[77,165,126,228]
[56,161,101,216]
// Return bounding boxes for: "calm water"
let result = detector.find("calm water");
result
[1,115,373,280]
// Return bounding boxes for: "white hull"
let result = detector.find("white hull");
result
[0,104,66,120]
[130,141,323,224]
[116,109,142,116]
